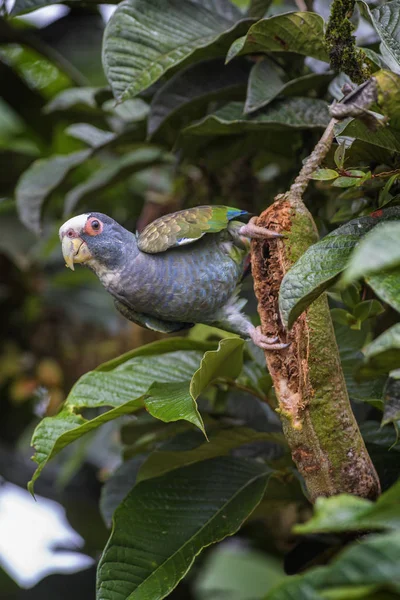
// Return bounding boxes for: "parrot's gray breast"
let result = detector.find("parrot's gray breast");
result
[111,233,244,322]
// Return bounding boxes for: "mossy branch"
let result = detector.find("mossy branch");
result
[325,0,371,84]
[251,118,380,502]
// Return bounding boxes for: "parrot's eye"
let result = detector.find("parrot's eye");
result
[85,217,103,236]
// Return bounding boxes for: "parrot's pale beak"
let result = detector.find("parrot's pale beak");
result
[62,236,92,270]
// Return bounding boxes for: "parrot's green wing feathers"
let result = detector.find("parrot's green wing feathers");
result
[137,205,250,254]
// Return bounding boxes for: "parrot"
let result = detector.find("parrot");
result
[59,205,288,350]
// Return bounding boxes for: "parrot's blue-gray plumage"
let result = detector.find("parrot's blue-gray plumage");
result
[59,206,287,349]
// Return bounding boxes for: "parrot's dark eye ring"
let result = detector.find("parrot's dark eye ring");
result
[85,217,103,236]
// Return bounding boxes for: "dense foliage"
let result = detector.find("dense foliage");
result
[2,0,400,598]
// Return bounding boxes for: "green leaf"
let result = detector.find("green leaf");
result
[97,337,215,371]
[246,62,332,114]
[244,59,285,114]
[332,176,359,188]
[367,268,400,314]
[137,426,283,482]
[43,87,104,114]
[247,0,272,18]
[374,70,400,129]
[342,222,400,285]
[358,1,400,73]
[11,0,119,16]
[15,150,91,235]
[353,300,385,322]
[97,457,273,600]
[28,399,145,495]
[266,531,400,599]
[145,381,205,433]
[226,12,329,63]
[146,337,245,435]
[103,0,252,102]
[335,323,385,405]
[148,58,249,143]
[358,324,400,379]
[330,308,356,327]
[29,343,208,493]
[294,479,400,534]
[310,168,339,181]
[66,123,116,148]
[64,148,167,215]
[183,98,329,137]
[279,207,400,329]
[29,338,248,491]
[100,455,147,527]
[196,547,285,600]
[383,372,400,425]
[335,118,400,153]
[191,336,244,398]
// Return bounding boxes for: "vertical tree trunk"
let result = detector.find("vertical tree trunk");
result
[251,121,380,502]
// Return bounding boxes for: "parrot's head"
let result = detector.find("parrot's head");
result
[59,212,133,272]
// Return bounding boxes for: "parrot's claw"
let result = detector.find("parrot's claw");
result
[239,218,283,240]
[250,326,290,351]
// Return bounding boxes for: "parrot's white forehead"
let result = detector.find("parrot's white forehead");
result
[59,214,90,240]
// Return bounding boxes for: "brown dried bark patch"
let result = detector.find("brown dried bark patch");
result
[250,195,381,501]
[251,198,311,429]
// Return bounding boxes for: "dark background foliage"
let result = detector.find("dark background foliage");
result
[1,0,400,599]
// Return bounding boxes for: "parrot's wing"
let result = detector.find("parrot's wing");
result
[137,205,250,254]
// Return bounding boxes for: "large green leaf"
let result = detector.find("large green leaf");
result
[146,337,244,435]
[15,150,91,234]
[335,118,400,153]
[245,61,332,113]
[148,58,249,142]
[294,479,400,534]
[383,372,400,425]
[97,456,273,600]
[358,324,400,379]
[63,147,167,215]
[358,1,400,73]
[29,344,206,493]
[11,0,119,16]
[103,0,252,102]
[29,338,248,492]
[226,12,328,63]
[28,398,145,495]
[342,222,400,285]
[279,207,400,329]
[183,98,329,137]
[266,531,400,599]
[137,426,284,482]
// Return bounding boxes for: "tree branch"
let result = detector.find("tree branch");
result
[251,118,380,502]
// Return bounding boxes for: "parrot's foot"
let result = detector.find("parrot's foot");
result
[250,326,290,351]
[239,217,282,240]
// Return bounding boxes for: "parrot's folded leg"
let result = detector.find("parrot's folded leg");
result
[239,216,282,240]
[210,297,289,351]
[114,300,192,333]
[249,326,290,351]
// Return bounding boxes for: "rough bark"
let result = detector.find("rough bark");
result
[251,120,381,502]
